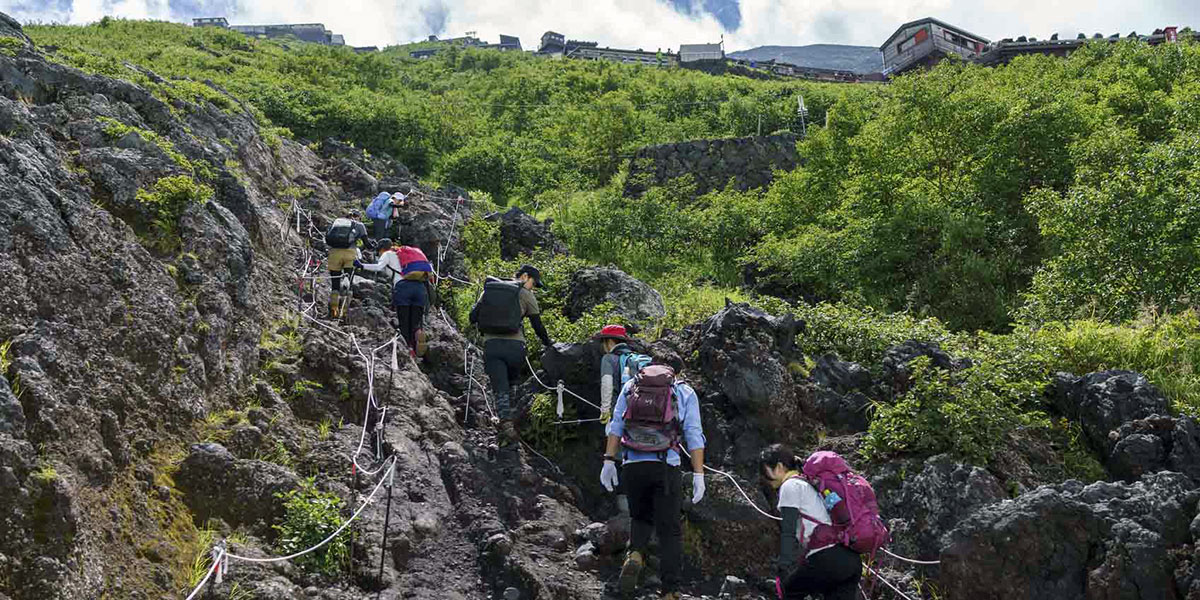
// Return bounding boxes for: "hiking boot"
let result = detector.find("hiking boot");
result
[498,420,519,447]
[618,550,644,595]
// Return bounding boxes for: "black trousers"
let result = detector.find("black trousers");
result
[625,461,682,593]
[483,338,525,420]
[782,545,862,600]
[395,305,424,354]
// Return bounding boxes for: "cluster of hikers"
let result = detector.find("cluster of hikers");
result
[321,189,890,600]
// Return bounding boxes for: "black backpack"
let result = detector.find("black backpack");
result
[325,218,357,249]
[475,279,523,335]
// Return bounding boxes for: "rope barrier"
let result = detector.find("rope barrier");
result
[525,356,602,411]
[679,447,781,522]
[866,565,920,600]
[183,546,225,600]
[224,457,398,564]
[882,548,941,566]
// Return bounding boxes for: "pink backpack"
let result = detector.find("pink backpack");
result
[620,365,682,453]
[798,451,890,556]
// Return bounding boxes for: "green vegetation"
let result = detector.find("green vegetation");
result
[95,116,214,178]
[524,392,580,457]
[134,175,213,253]
[273,478,350,576]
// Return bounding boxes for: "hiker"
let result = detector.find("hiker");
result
[594,324,651,424]
[365,186,409,242]
[325,212,370,319]
[469,264,554,445]
[760,445,878,600]
[355,240,433,358]
[600,362,706,600]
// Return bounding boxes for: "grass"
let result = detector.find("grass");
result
[32,462,57,483]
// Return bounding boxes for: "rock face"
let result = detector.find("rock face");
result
[941,472,1200,600]
[564,266,666,325]
[487,206,567,260]
[1049,371,1173,452]
[623,133,801,197]
[175,443,300,530]
[871,454,1008,561]
[1105,415,1200,483]
[810,355,872,433]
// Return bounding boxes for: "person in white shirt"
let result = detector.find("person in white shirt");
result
[760,444,861,600]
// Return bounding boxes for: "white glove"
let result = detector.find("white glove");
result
[692,472,706,504]
[601,461,619,492]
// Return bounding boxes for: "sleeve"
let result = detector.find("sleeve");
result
[354,222,369,241]
[359,256,386,273]
[528,314,553,346]
[606,381,631,438]
[679,384,706,450]
[520,288,541,317]
[600,355,617,415]
[469,291,483,325]
[778,506,800,574]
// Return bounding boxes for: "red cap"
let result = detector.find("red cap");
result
[593,324,629,341]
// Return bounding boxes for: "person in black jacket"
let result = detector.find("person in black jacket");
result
[469,264,553,445]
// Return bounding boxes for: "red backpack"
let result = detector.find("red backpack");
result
[798,451,890,556]
[620,365,682,453]
[394,246,433,282]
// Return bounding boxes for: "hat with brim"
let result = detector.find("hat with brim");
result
[593,324,629,342]
[515,264,544,288]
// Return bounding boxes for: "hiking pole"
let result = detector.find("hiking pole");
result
[375,459,396,600]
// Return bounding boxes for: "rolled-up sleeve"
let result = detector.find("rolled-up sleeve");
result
[679,384,705,451]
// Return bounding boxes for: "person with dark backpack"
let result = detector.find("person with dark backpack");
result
[760,445,890,600]
[469,264,553,445]
[600,364,706,600]
[324,212,370,319]
[356,240,433,358]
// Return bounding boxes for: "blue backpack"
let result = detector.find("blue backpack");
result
[366,192,392,220]
[617,350,653,386]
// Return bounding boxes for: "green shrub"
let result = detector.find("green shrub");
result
[523,392,579,457]
[273,478,349,576]
[793,302,955,368]
[134,175,213,253]
[863,356,1044,464]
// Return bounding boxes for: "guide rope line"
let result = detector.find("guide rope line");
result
[881,548,941,566]
[525,356,602,411]
[678,447,781,522]
[866,565,920,600]
[183,546,225,600]
[223,457,399,564]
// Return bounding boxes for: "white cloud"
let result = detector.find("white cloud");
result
[1,0,1197,50]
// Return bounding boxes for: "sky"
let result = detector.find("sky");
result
[2,0,1198,52]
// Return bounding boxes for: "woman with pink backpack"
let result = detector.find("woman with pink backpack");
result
[355,239,434,358]
[760,444,889,600]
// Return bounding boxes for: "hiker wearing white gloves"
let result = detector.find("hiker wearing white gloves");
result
[600,363,705,600]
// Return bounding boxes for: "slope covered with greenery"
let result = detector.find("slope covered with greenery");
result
[25,19,1200,464]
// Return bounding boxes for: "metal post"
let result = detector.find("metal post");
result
[375,463,396,600]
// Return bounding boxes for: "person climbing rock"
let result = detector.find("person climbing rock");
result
[355,240,433,358]
[324,211,370,319]
[600,363,705,599]
[595,324,650,516]
[594,324,651,424]
[365,186,409,243]
[469,264,554,446]
[759,444,862,600]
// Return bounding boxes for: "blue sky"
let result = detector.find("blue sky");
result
[2,0,1197,52]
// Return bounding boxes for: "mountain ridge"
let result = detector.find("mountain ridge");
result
[729,43,882,74]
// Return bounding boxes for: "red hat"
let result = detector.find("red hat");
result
[593,324,630,341]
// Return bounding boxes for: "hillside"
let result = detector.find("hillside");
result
[1,11,1200,600]
[729,43,882,73]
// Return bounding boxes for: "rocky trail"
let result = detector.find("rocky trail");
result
[1,11,1199,600]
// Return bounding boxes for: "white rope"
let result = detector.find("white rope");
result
[521,441,563,474]
[866,565,920,600]
[679,447,781,522]
[183,546,225,600]
[225,457,398,564]
[525,356,603,410]
[554,418,603,425]
[882,548,941,565]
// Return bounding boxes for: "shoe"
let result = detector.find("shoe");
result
[658,593,681,600]
[618,550,644,595]
[498,420,519,447]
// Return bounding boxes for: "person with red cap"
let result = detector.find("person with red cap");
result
[593,324,650,424]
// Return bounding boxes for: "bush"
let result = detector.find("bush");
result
[135,175,213,253]
[273,478,349,576]
[863,356,1044,464]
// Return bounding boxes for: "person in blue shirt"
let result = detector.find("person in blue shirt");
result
[600,366,706,600]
